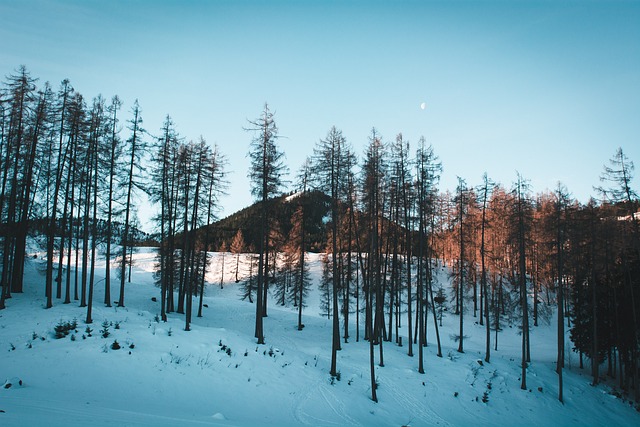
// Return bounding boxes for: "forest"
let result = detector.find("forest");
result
[1,66,639,406]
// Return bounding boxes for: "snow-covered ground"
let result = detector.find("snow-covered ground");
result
[1,248,638,426]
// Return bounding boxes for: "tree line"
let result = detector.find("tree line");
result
[0,66,227,331]
[245,103,639,403]
[1,67,638,404]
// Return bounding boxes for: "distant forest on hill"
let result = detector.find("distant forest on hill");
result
[1,66,639,402]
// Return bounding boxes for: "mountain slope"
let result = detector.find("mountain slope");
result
[204,190,331,252]
[0,249,638,426]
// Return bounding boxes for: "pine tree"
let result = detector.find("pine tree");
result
[246,103,286,344]
[452,177,470,354]
[118,100,145,308]
[103,95,122,307]
[319,253,332,318]
[292,160,312,330]
[0,67,37,306]
[312,126,352,379]
[198,143,227,317]
[478,173,495,363]
[230,229,245,283]
[596,147,639,399]
[553,183,571,403]
[361,128,387,400]
[414,138,442,367]
[511,173,533,390]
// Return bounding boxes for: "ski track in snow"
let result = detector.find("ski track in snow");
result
[382,376,453,427]
[2,396,218,426]
[292,380,360,426]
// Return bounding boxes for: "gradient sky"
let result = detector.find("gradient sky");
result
[2,0,639,230]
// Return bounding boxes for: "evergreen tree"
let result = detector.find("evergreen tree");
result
[511,173,533,390]
[103,95,123,307]
[230,229,245,283]
[246,103,286,344]
[118,100,145,307]
[312,126,353,379]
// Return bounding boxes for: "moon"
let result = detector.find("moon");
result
[420,102,426,110]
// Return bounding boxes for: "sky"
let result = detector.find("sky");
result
[1,0,639,230]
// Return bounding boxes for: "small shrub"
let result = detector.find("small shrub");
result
[54,320,75,339]
[168,351,184,364]
[100,321,110,338]
[70,334,76,341]
[111,340,121,350]
[114,321,121,330]
[85,326,93,337]
[129,343,135,349]
[168,327,172,337]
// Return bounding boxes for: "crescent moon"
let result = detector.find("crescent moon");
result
[420,102,426,110]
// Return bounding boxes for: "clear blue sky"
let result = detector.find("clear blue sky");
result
[2,0,639,229]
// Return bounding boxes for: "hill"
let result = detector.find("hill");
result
[204,190,331,252]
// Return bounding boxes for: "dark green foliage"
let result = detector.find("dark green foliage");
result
[202,190,330,253]
[319,254,333,318]
[53,319,77,339]
[100,320,110,338]
[240,253,259,303]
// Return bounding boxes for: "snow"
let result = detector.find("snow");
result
[285,192,303,202]
[1,248,639,426]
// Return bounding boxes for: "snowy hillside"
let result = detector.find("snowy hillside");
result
[1,248,638,426]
